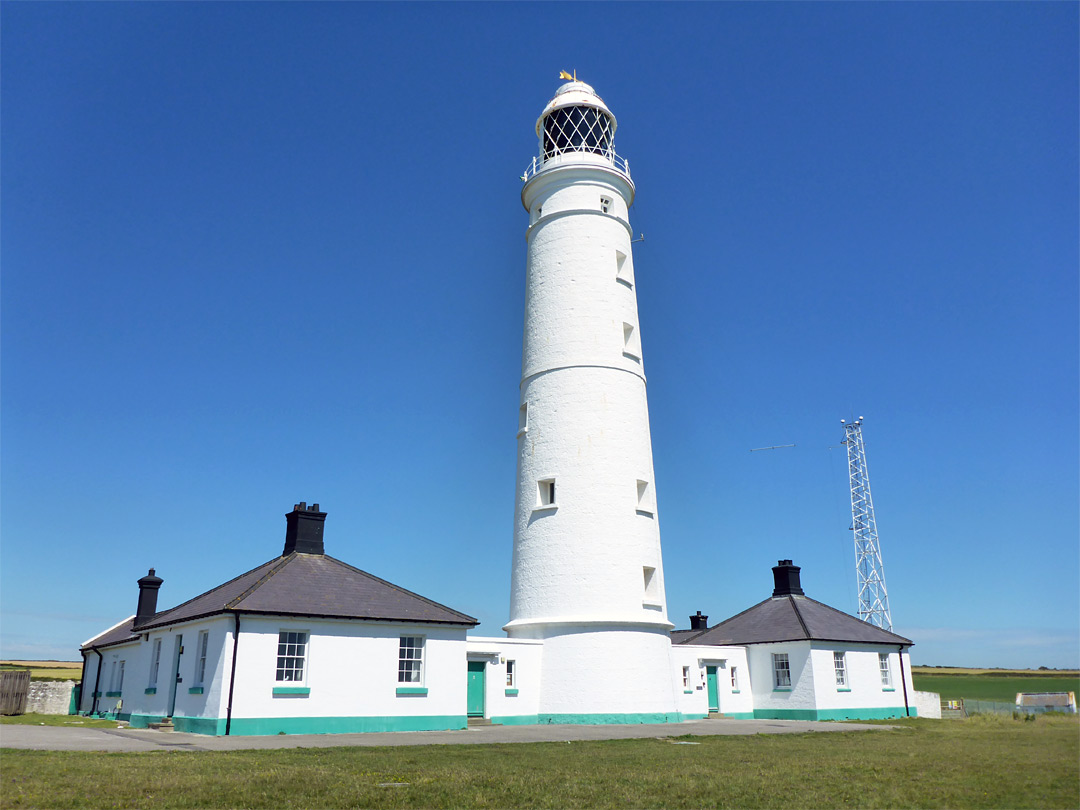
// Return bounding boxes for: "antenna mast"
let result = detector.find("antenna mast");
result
[841,417,892,630]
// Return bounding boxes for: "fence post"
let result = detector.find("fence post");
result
[0,670,31,715]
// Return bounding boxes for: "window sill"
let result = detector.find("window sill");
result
[635,508,655,517]
[642,600,664,609]
[622,351,641,363]
[532,503,558,513]
[144,688,157,695]
[92,692,103,698]
[836,687,852,692]
[773,687,792,692]
[188,687,204,695]
[882,687,896,692]
[616,277,633,289]
[105,691,122,697]
[516,428,527,438]
[273,686,310,696]
[683,689,694,694]
[731,690,741,694]
[505,688,519,697]
[396,686,428,696]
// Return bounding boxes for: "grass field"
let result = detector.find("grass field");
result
[912,671,1080,702]
[0,661,82,681]
[2,715,1077,809]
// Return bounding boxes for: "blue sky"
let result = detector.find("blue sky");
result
[2,2,1076,669]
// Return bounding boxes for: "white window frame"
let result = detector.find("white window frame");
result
[149,638,162,688]
[275,630,308,684]
[600,196,612,214]
[772,653,791,688]
[195,630,210,686]
[730,665,739,691]
[615,249,632,287]
[834,652,848,687]
[636,479,655,515]
[622,322,641,361]
[642,566,661,606]
[398,636,425,685]
[681,666,691,689]
[879,653,893,687]
[518,402,528,437]
[112,660,125,694]
[506,659,516,688]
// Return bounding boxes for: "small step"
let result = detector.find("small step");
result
[148,719,175,731]
[707,711,721,719]
[467,717,493,727]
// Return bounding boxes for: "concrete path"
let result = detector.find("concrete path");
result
[1,718,896,752]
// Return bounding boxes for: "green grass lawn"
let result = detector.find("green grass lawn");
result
[2,715,1077,809]
[912,673,1080,702]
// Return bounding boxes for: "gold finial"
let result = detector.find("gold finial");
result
[559,69,577,82]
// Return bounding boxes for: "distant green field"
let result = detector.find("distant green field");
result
[912,673,1080,702]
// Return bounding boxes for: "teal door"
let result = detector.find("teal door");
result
[706,666,719,712]
[467,661,486,717]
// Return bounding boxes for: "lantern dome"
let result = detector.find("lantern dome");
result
[534,80,618,162]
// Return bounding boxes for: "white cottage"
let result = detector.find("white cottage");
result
[672,561,917,721]
[79,503,479,734]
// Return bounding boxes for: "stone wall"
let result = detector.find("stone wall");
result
[27,680,75,715]
[913,690,942,719]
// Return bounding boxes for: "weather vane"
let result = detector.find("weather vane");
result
[559,69,578,82]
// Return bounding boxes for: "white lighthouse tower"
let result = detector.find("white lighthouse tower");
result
[505,78,680,723]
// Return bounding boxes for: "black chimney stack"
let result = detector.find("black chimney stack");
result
[283,502,326,556]
[772,559,804,596]
[689,611,709,630]
[135,568,164,627]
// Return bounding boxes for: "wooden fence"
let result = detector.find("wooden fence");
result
[0,670,31,715]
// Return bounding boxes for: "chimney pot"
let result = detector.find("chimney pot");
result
[772,559,804,597]
[689,610,709,631]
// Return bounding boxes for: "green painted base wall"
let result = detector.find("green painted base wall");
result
[753,707,915,721]
[718,712,755,719]
[490,715,539,726]
[228,715,466,736]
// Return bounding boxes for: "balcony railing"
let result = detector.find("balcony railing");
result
[521,151,631,183]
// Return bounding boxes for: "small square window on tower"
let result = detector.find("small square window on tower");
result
[518,402,528,437]
[622,322,641,362]
[536,478,556,509]
[600,196,612,214]
[636,479,655,516]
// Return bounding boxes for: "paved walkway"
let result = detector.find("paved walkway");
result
[0,718,894,752]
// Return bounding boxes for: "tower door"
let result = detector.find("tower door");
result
[706,666,719,713]
[466,661,486,717]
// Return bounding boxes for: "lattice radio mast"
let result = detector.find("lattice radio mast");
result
[841,417,892,631]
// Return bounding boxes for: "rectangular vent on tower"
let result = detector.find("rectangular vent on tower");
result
[615,250,632,287]
[600,196,612,214]
[622,322,641,362]
[518,402,528,437]
[536,478,557,511]
[643,566,661,607]
[636,479,655,516]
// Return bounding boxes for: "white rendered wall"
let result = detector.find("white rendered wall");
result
[465,636,543,722]
[229,616,468,724]
[672,645,754,718]
[508,116,678,720]
[807,644,914,716]
[747,642,818,714]
[913,690,942,719]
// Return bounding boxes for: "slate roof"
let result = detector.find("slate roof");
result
[673,594,913,648]
[82,617,140,650]
[81,553,477,649]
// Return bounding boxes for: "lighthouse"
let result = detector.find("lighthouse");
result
[505,78,680,723]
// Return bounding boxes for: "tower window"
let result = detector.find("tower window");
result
[600,196,612,214]
[622,322,641,361]
[615,250,631,287]
[537,478,556,508]
[518,402,528,437]
[643,566,660,605]
[636,479,655,515]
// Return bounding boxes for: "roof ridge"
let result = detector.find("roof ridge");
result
[321,555,478,623]
[141,556,283,626]
[789,595,811,639]
[226,554,295,609]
